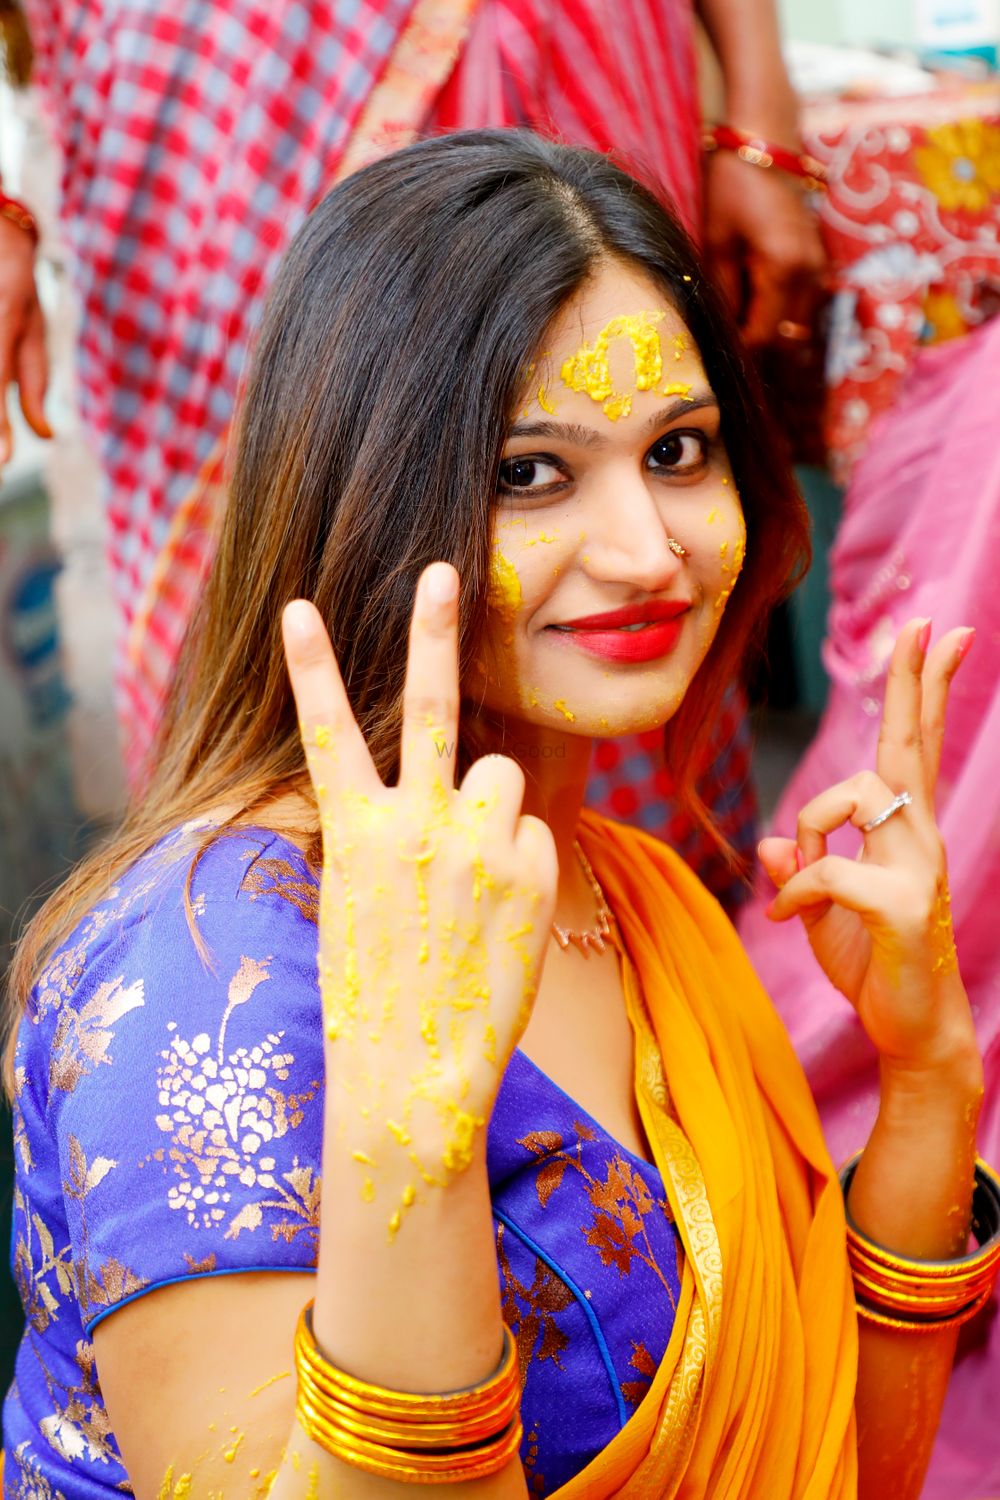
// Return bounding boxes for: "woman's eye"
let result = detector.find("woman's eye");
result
[646,431,708,474]
[497,456,566,494]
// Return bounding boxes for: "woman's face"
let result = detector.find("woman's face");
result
[472,259,745,740]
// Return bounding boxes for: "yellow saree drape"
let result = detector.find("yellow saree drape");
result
[564,811,859,1499]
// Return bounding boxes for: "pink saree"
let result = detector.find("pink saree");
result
[739,313,1000,1498]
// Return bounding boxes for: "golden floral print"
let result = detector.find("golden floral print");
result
[496,1221,574,1380]
[12,1187,74,1334]
[48,974,146,1096]
[36,1341,117,1468]
[519,1124,678,1305]
[146,952,320,1249]
[620,1339,658,1407]
[12,1069,33,1170]
[30,874,160,1030]
[241,855,320,924]
[8,1442,68,1499]
[62,1134,149,1325]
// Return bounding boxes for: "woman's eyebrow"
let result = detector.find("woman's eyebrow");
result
[508,393,719,447]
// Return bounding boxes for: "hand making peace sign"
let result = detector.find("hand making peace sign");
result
[281,563,557,1233]
[759,618,978,1075]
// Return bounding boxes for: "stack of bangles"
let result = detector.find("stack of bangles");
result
[841,1155,1000,1332]
[702,123,828,193]
[294,1303,523,1482]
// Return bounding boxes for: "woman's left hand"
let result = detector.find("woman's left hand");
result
[759,618,978,1074]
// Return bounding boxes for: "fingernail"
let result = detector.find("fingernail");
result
[917,619,932,654]
[795,847,805,872]
[957,627,976,663]
[425,563,457,604]
[283,599,315,638]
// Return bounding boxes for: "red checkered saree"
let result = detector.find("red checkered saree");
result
[26,0,754,901]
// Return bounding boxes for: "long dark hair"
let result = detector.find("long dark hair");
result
[5,129,808,1089]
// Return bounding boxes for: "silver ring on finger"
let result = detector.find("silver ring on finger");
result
[861,789,912,834]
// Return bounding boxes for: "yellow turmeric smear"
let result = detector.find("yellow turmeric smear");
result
[360,1176,375,1203]
[706,508,720,524]
[249,1370,291,1399]
[672,333,687,360]
[930,881,959,975]
[661,380,693,400]
[537,384,556,414]
[489,547,522,614]
[157,1473,194,1500]
[525,531,558,546]
[222,1431,244,1464]
[442,1104,485,1173]
[560,310,665,421]
[553,699,576,722]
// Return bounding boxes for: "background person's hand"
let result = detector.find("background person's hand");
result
[759,620,979,1077]
[0,212,51,464]
[702,149,827,348]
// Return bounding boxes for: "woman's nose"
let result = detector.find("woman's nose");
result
[582,475,684,592]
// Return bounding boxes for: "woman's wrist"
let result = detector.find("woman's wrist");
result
[876,992,983,1124]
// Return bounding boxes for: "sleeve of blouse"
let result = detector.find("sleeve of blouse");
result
[49,830,325,1335]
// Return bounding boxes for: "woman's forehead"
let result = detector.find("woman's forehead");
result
[546,261,693,351]
[518,262,707,428]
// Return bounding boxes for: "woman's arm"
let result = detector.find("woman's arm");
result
[762,620,985,1500]
[849,1039,982,1500]
[96,564,552,1496]
[95,1151,526,1498]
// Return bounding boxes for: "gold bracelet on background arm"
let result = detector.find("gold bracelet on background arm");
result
[294,1303,523,1483]
[840,1155,1000,1333]
[0,190,38,246]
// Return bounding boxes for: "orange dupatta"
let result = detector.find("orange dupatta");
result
[562,812,859,1499]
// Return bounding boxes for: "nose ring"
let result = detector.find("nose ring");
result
[667,537,687,558]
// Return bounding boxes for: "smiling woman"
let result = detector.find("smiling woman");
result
[2,130,995,1500]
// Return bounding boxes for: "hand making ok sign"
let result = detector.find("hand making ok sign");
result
[759,618,978,1075]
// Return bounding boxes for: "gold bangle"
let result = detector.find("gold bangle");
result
[853,1284,992,1334]
[294,1303,523,1483]
[841,1155,1000,1329]
[0,193,39,246]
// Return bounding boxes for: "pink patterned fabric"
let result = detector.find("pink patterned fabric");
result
[23,0,699,773]
[738,313,1000,1499]
[801,90,1000,481]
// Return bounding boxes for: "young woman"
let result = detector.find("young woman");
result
[3,131,994,1500]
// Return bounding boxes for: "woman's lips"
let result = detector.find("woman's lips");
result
[547,603,691,664]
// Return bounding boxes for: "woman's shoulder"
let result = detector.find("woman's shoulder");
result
[21,820,321,1057]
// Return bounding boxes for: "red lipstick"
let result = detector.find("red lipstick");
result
[548,600,690,664]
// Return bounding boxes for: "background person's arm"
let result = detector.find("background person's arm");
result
[695,0,827,345]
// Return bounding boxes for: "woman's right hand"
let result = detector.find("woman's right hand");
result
[282,561,558,1239]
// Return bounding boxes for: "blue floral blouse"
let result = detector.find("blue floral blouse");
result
[4,825,682,1498]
